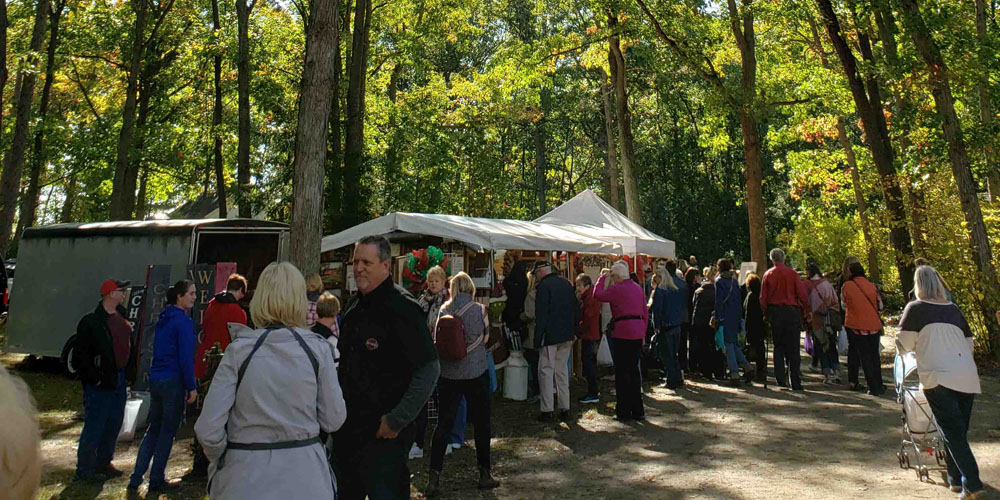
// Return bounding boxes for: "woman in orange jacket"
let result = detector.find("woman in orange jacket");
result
[840,261,885,396]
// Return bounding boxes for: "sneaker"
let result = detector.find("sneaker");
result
[950,484,964,493]
[445,444,454,455]
[408,443,424,459]
[958,489,986,499]
[558,410,571,422]
[537,412,554,422]
[578,394,599,404]
[527,394,540,404]
[823,374,834,385]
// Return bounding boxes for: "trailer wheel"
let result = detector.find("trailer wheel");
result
[61,335,79,378]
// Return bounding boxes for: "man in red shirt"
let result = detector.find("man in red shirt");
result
[187,273,247,478]
[759,248,809,390]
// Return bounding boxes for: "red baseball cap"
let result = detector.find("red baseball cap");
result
[100,279,131,296]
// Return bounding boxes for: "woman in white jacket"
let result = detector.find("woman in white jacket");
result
[195,262,346,498]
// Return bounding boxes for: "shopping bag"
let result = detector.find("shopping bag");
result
[804,332,814,355]
[837,327,849,355]
[597,335,614,366]
[714,326,725,351]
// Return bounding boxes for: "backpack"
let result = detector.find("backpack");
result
[434,302,482,362]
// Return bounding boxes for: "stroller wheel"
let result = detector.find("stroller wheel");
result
[918,466,929,482]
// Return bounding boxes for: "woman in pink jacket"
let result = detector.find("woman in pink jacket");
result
[594,261,649,422]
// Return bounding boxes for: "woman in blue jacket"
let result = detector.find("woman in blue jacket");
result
[713,259,753,386]
[128,280,198,493]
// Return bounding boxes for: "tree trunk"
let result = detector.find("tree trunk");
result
[599,72,621,211]
[608,12,642,225]
[212,0,226,217]
[384,61,403,209]
[127,70,155,220]
[61,173,77,223]
[236,0,255,218]
[342,0,371,228]
[325,3,345,232]
[0,0,48,256]
[897,0,1000,358]
[0,0,8,142]
[727,0,766,271]
[817,0,915,299]
[109,0,147,220]
[837,117,881,281]
[975,0,1000,201]
[534,86,550,215]
[290,0,338,275]
[15,0,63,244]
[135,166,149,220]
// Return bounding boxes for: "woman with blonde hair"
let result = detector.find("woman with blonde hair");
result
[195,262,346,499]
[898,265,983,497]
[425,272,499,494]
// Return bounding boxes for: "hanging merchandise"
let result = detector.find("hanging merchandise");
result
[400,246,451,292]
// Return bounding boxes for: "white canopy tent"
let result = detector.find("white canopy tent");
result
[535,189,676,258]
[319,211,623,254]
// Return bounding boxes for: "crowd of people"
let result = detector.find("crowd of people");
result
[0,235,985,499]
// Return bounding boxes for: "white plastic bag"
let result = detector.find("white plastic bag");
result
[837,327,849,356]
[597,335,614,366]
[117,397,143,441]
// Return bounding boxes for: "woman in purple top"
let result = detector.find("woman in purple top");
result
[593,261,648,421]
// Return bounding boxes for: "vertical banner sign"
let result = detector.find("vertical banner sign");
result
[187,264,216,343]
[214,262,237,293]
[136,265,172,391]
[125,286,146,332]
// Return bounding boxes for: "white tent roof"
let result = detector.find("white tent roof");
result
[320,212,623,254]
[535,189,676,258]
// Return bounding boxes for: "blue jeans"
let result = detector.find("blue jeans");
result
[581,339,599,396]
[656,326,682,387]
[129,377,186,488]
[447,397,466,445]
[923,386,983,492]
[76,370,127,478]
[724,341,749,374]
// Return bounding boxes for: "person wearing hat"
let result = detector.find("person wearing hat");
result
[73,278,135,482]
[532,260,577,422]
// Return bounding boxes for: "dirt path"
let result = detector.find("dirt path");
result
[7,347,1000,500]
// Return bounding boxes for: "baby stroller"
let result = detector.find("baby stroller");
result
[894,350,947,482]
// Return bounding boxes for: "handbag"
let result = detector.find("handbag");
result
[804,331,814,355]
[714,325,725,351]
[837,326,849,355]
[597,335,614,366]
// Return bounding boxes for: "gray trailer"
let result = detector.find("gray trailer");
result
[4,219,289,373]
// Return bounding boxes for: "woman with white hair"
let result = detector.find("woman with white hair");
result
[195,262,346,499]
[594,261,649,421]
[0,365,40,500]
[897,266,983,498]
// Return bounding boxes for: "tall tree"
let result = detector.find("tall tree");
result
[290,0,338,274]
[15,0,65,242]
[975,0,1000,200]
[212,0,226,216]
[0,0,8,140]
[636,0,766,268]
[0,0,49,255]
[535,86,550,214]
[341,0,371,228]
[599,71,621,210]
[815,0,915,298]
[607,11,642,225]
[897,0,1000,358]
[236,0,258,218]
[109,0,149,219]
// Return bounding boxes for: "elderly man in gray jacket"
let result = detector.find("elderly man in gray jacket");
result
[532,261,578,422]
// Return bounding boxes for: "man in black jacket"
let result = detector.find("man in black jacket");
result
[334,236,440,500]
[533,261,577,422]
[73,278,134,482]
